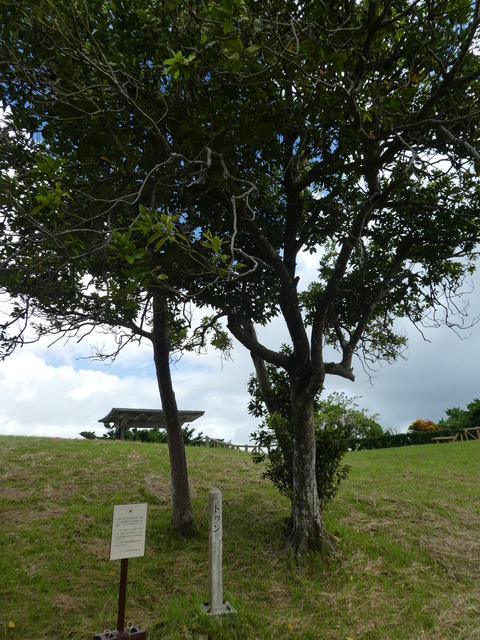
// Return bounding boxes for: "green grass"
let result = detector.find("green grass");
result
[1,436,480,639]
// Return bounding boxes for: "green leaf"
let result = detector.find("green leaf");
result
[244,44,260,56]
[125,249,146,264]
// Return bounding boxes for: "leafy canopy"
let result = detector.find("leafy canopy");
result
[2,0,480,373]
[0,0,239,358]
[156,0,480,382]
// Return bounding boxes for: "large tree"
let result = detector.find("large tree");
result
[157,0,480,553]
[1,0,480,555]
[0,0,232,535]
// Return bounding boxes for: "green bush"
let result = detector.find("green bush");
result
[252,413,350,509]
[248,353,389,507]
[347,428,466,451]
[99,425,204,445]
[315,423,351,508]
[79,430,96,440]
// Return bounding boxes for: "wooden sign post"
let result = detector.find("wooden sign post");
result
[200,488,236,620]
[94,503,148,640]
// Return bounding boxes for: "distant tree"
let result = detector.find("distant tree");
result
[408,419,440,432]
[316,392,384,440]
[79,431,97,440]
[438,398,480,430]
[100,424,205,445]
[438,407,471,431]
[469,400,480,427]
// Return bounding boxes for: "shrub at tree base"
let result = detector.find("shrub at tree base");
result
[252,413,350,510]
[408,419,440,432]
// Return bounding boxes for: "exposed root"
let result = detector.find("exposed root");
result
[282,517,337,561]
[171,513,196,538]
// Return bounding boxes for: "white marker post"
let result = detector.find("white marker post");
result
[209,487,223,612]
[201,488,236,619]
[94,503,148,640]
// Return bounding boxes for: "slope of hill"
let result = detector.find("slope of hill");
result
[1,436,479,639]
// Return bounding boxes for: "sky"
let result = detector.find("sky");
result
[1,252,479,444]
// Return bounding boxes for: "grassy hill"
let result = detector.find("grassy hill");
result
[1,435,479,640]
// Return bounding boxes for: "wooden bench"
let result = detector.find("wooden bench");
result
[431,434,460,444]
[432,427,480,444]
[99,407,204,440]
[463,427,480,440]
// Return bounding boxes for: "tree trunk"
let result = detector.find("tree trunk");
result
[289,384,332,556]
[152,290,194,535]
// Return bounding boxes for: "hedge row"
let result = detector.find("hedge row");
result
[347,428,466,451]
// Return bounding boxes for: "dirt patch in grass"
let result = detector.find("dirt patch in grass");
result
[2,484,35,503]
[340,509,396,534]
[434,594,480,636]
[52,592,84,612]
[127,449,148,464]
[3,504,67,526]
[144,473,172,502]
[418,532,480,579]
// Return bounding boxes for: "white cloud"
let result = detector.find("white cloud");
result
[0,341,258,442]
[0,351,160,438]
[66,369,121,402]
[1,255,479,443]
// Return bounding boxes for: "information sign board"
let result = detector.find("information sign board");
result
[109,503,147,561]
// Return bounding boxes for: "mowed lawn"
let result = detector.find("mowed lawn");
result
[1,435,479,640]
